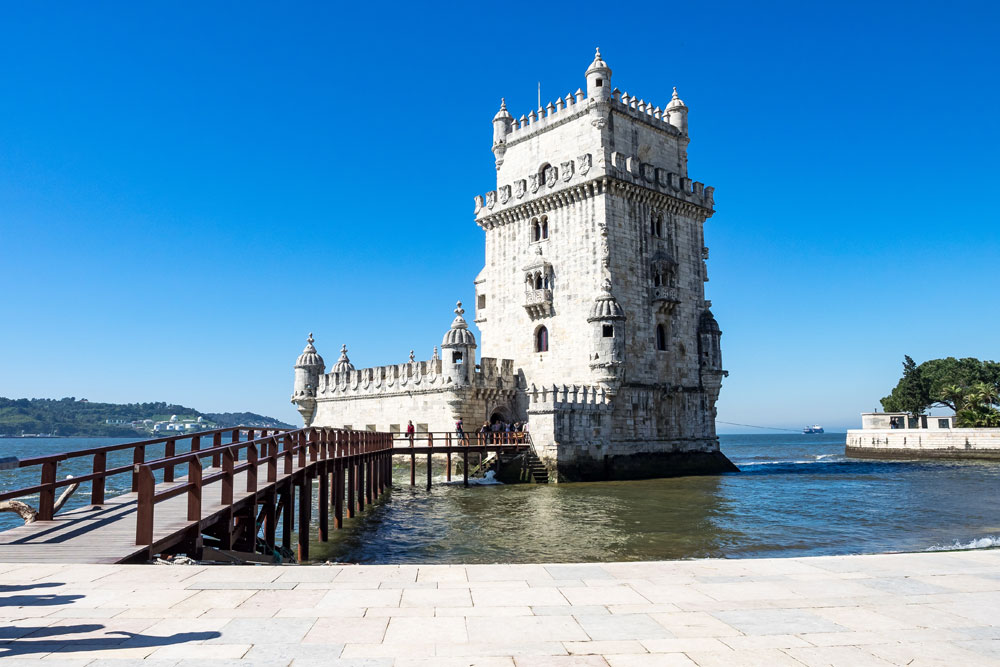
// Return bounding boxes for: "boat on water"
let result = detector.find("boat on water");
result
[803,425,824,434]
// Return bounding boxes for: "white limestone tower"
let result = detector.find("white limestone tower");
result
[472,49,730,480]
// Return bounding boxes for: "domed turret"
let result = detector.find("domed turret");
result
[441,301,476,385]
[588,280,626,386]
[585,47,612,100]
[295,333,325,370]
[331,344,355,374]
[292,333,325,426]
[698,309,723,372]
[666,87,688,134]
[492,98,513,170]
[588,281,626,322]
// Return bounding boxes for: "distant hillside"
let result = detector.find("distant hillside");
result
[0,397,293,437]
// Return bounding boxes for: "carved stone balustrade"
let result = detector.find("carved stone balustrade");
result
[651,286,681,314]
[524,288,553,319]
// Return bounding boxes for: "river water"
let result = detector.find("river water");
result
[2,434,999,563]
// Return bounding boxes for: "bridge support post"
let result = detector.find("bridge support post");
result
[334,458,344,529]
[357,445,365,513]
[463,449,469,488]
[281,482,292,553]
[318,462,329,542]
[297,476,311,562]
[447,441,452,482]
[264,491,276,553]
[367,452,374,505]
[347,451,356,519]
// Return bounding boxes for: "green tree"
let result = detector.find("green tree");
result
[881,356,1000,417]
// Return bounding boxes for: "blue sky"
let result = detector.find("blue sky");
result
[1,2,997,431]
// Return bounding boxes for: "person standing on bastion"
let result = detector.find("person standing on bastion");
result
[406,420,415,446]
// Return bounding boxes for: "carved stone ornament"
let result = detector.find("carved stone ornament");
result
[578,153,592,175]
[499,185,511,205]
[485,190,496,210]
[529,174,540,194]
[599,223,610,269]
[561,160,574,182]
[515,179,526,199]
[474,195,484,214]
[544,165,558,188]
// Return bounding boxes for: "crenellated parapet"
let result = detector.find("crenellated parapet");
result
[525,383,614,413]
[474,167,714,229]
[315,355,516,401]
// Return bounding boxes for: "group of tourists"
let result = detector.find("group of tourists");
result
[401,418,528,445]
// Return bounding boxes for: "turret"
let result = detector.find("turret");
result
[666,87,688,135]
[441,301,477,386]
[291,333,325,426]
[588,280,626,388]
[585,47,612,100]
[697,310,723,372]
[492,98,513,170]
[331,344,355,374]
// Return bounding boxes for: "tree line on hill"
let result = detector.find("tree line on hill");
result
[881,357,1000,427]
[0,397,293,437]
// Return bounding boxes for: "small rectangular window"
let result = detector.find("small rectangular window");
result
[366,424,376,432]
[453,352,463,363]
[416,423,428,434]
[602,325,614,337]
[389,424,400,434]
[596,78,603,87]
[477,294,486,309]
[938,419,951,429]
[344,424,352,430]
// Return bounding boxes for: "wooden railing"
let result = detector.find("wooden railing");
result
[0,427,290,521]
[133,428,393,547]
[390,431,533,488]
[391,431,532,448]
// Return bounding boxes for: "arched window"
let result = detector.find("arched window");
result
[656,324,667,351]
[540,216,549,239]
[650,218,656,236]
[535,326,549,353]
[531,218,541,242]
[534,273,543,290]
[653,270,663,287]
[656,216,663,238]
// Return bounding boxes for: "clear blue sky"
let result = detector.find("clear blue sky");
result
[1,2,997,431]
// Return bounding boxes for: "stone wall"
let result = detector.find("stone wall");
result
[846,429,1000,460]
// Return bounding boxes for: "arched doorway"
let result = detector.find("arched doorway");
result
[489,405,513,425]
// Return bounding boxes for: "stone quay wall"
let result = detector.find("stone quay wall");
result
[846,428,1000,460]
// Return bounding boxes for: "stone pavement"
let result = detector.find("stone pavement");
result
[2,550,999,666]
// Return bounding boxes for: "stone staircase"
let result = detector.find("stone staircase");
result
[522,449,549,484]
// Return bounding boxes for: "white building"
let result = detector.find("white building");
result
[293,50,733,481]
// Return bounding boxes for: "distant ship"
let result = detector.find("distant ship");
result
[803,425,824,434]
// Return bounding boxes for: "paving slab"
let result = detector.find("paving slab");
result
[0,550,998,665]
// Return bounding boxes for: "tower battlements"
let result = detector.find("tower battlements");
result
[473,153,714,224]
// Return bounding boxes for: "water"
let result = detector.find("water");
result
[3,434,1000,563]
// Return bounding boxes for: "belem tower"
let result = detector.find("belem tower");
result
[292,50,735,481]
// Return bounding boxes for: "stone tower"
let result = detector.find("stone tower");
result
[472,49,733,480]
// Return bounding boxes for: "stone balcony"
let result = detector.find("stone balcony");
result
[651,286,681,314]
[524,288,553,319]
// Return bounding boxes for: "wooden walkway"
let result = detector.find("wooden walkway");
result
[0,428,535,565]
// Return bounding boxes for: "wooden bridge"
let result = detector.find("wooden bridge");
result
[0,427,536,565]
